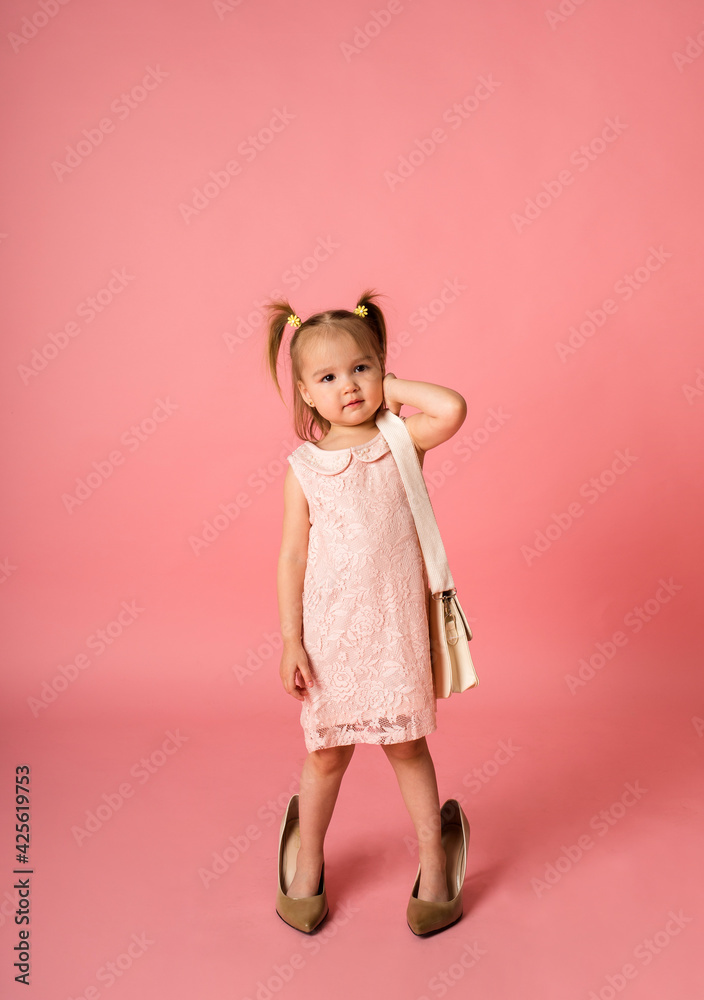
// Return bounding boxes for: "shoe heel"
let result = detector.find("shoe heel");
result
[406,798,470,936]
[275,793,328,934]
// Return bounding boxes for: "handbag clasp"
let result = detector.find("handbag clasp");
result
[431,588,457,600]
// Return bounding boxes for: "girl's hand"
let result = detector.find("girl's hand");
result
[382,372,402,416]
[280,641,314,701]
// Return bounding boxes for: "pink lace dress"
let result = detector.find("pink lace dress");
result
[286,418,437,752]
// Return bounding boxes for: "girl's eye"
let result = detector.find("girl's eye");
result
[320,365,369,383]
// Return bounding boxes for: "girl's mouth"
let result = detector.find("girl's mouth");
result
[345,400,363,407]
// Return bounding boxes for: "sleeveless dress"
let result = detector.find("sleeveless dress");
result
[286,417,437,752]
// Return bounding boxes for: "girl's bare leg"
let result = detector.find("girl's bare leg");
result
[382,736,449,902]
[287,743,356,897]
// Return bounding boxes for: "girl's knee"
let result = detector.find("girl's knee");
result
[383,736,428,761]
[307,743,355,775]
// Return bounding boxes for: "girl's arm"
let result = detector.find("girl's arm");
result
[383,373,467,454]
[277,466,315,700]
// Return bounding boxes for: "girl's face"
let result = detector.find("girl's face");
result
[297,332,384,429]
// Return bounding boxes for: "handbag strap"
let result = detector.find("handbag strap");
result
[375,408,455,595]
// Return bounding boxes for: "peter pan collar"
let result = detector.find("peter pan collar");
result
[296,429,391,475]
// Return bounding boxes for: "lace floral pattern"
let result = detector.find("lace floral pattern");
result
[287,424,437,752]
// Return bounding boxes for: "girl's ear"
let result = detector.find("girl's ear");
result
[297,380,312,406]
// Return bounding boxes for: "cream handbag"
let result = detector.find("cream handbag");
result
[375,408,478,698]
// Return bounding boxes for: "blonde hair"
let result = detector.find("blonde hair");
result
[264,288,388,442]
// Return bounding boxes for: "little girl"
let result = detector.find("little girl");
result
[265,289,470,936]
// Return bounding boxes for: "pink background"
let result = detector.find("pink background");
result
[2,0,703,997]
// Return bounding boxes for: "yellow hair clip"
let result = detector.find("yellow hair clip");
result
[354,304,368,317]
[287,313,302,328]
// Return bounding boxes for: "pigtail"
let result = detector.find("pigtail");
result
[263,298,297,404]
[355,288,388,361]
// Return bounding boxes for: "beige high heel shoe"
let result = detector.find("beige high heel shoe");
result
[275,793,328,934]
[406,798,470,936]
